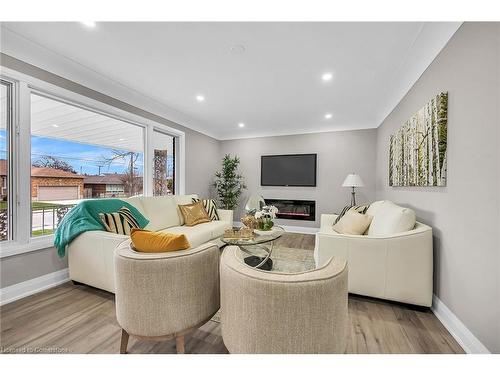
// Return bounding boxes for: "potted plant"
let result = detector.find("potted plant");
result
[213,154,246,210]
[254,205,279,232]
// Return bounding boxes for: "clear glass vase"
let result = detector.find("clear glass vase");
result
[260,217,274,231]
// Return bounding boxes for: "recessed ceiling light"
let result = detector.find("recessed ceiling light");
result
[81,21,96,28]
[230,45,246,55]
[324,113,333,119]
[52,124,59,128]
[119,138,125,141]
[238,123,245,128]
[196,95,205,102]
[321,72,333,82]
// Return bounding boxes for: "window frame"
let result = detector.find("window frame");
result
[0,78,16,243]
[152,127,177,197]
[0,67,185,258]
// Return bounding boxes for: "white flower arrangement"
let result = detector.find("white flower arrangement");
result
[254,205,279,220]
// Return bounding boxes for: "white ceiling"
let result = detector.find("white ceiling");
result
[30,93,145,152]
[0,22,461,140]
[29,93,172,153]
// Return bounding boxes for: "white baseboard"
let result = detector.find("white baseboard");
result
[278,225,319,234]
[232,221,319,235]
[431,294,490,354]
[0,268,70,306]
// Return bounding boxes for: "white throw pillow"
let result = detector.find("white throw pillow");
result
[333,210,373,235]
[367,201,416,235]
[365,200,386,217]
[139,196,180,231]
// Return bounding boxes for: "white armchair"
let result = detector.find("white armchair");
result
[314,202,433,307]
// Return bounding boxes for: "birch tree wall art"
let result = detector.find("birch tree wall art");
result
[389,92,448,187]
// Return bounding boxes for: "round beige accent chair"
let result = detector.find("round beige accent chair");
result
[114,241,220,354]
[220,246,349,354]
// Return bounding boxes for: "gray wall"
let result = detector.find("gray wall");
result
[0,54,221,288]
[219,129,377,227]
[375,22,500,353]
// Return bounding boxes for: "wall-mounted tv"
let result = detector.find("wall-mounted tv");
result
[261,154,317,187]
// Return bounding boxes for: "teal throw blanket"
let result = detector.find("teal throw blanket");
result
[53,199,149,257]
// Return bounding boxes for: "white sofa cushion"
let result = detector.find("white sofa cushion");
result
[365,200,386,217]
[367,201,416,236]
[126,196,147,216]
[162,220,228,248]
[138,196,181,231]
[126,194,200,230]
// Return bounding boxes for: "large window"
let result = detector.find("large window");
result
[0,81,12,241]
[30,93,144,237]
[0,69,184,254]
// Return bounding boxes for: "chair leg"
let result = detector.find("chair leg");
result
[176,335,185,354]
[120,329,129,354]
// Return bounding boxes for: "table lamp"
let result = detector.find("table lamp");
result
[342,173,364,206]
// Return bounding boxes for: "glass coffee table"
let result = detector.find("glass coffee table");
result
[220,227,285,270]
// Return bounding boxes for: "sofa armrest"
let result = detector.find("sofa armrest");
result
[318,221,431,240]
[320,214,339,229]
[67,230,129,292]
[315,221,433,306]
[218,209,234,224]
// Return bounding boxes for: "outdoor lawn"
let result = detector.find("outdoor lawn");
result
[0,201,67,210]
[32,229,55,236]
[0,201,75,238]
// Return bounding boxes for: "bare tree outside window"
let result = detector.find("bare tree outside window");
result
[154,149,169,196]
[30,93,145,237]
[101,150,143,196]
[33,155,77,173]
[152,131,175,196]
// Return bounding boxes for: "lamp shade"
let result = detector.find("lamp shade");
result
[342,173,364,187]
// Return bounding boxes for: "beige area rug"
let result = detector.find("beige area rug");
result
[210,245,315,323]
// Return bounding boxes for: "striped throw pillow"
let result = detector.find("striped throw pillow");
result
[333,204,370,225]
[192,198,220,221]
[99,206,140,235]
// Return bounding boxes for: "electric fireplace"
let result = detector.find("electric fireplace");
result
[264,199,315,221]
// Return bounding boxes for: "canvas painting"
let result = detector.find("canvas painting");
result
[389,92,448,187]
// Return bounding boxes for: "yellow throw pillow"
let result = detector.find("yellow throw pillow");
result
[178,201,211,226]
[332,210,373,235]
[130,228,190,253]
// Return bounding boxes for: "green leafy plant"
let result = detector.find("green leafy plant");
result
[213,154,246,210]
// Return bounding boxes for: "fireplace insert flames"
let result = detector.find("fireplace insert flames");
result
[264,199,315,221]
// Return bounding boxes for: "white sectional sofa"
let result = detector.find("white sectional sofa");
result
[68,194,233,293]
[314,200,433,307]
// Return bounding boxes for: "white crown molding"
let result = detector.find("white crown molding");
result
[431,294,491,354]
[0,26,220,140]
[0,268,70,306]
[375,22,462,127]
[218,123,377,141]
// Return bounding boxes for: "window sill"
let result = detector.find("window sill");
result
[0,235,55,259]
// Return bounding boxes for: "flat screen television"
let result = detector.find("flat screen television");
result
[261,154,317,187]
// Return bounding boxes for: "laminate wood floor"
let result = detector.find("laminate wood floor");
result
[0,234,464,354]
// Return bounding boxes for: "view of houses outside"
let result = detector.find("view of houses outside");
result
[26,135,173,237]
[29,135,147,237]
